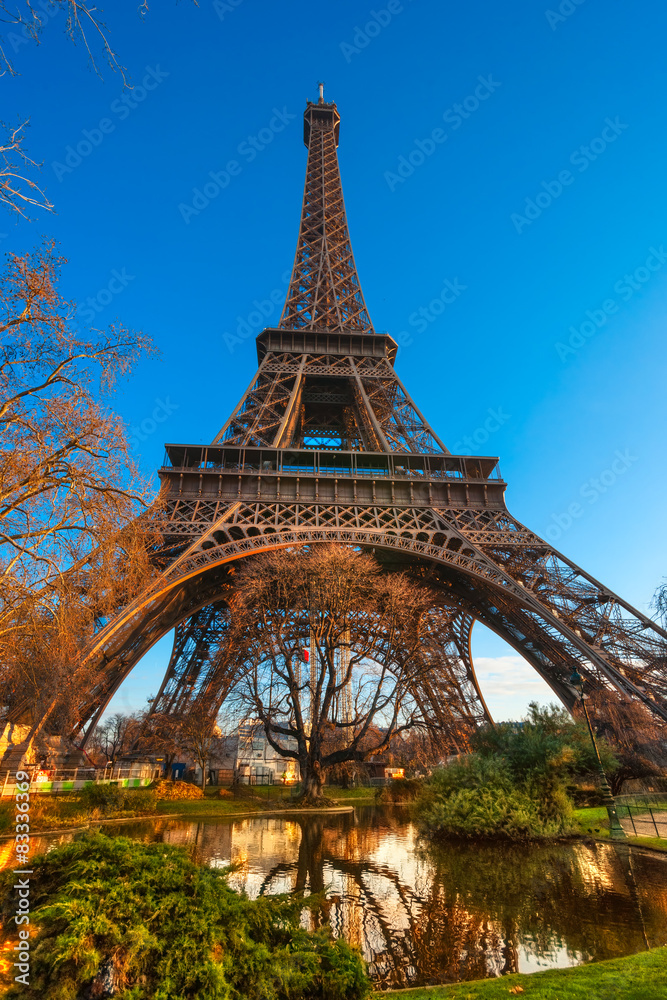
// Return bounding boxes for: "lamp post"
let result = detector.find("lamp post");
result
[569,668,626,839]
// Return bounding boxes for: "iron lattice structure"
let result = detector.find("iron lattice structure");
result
[279,100,373,334]
[51,93,667,747]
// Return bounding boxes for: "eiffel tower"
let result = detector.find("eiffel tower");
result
[69,89,666,748]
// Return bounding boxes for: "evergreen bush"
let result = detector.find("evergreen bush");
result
[0,832,371,1000]
[78,780,125,812]
[416,755,574,841]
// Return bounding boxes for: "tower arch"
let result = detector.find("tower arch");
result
[13,90,667,760]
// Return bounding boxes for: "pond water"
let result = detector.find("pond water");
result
[18,805,667,990]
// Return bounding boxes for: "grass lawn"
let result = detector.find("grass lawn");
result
[327,786,377,801]
[0,784,373,834]
[154,797,266,817]
[622,834,667,851]
[156,785,375,816]
[0,791,161,833]
[572,805,611,837]
[573,806,667,853]
[381,947,667,999]
[0,789,268,834]
[0,793,90,832]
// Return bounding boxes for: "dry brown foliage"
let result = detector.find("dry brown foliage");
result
[582,691,667,794]
[151,779,204,801]
[0,241,160,749]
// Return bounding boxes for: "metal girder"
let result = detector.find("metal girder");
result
[69,495,667,743]
[149,604,231,717]
[133,600,490,757]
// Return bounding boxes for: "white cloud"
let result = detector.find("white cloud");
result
[472,654,559,722]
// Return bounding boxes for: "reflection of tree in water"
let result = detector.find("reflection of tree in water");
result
[256,811,426,988]
[253,813,667,990]
[412,840,665,985]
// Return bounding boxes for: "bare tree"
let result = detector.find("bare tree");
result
[0,242,155,598]
[1,3,198,217]
[0,241,160,756]
[584,691,667,795]
[141,705,225,790]
[0,120,52,219]
[223,545,441,804]
[389,728,448,773]
[2,515,161,759]
[651,579,667,630]
[1,1,130,80]
[88,711,142,764]
[1,3,126,218]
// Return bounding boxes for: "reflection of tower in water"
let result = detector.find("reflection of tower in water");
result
[329,869,363,951]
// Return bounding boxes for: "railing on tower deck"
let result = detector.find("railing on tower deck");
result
[161,445,503,483]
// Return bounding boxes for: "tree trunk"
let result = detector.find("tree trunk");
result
[300,761,327,805]
[610,770,625,797]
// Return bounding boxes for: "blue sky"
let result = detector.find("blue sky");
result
[4,0,667,721]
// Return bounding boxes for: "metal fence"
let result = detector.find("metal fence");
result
[614,793,667,839]
[0,765,160,796]
[234,769,275,785]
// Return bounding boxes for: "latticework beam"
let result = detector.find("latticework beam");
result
[279,99,373,333]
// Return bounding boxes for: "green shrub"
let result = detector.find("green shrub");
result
[78,781,125,813]
[78,782,157,816]
[415,739,575,842]
[122,788,158,814]
[570,785,605,807]
[0,832,371,1000]
[413,701,620,844]
[418,784,570,840]
[422,753,512,800]
[472,703,619,783]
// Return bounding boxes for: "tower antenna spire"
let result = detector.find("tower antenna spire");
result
[317,80,324,104]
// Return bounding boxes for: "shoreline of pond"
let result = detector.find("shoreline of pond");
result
[378,946,667,998]
[0,802,357,840]
[4,798,667,857]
